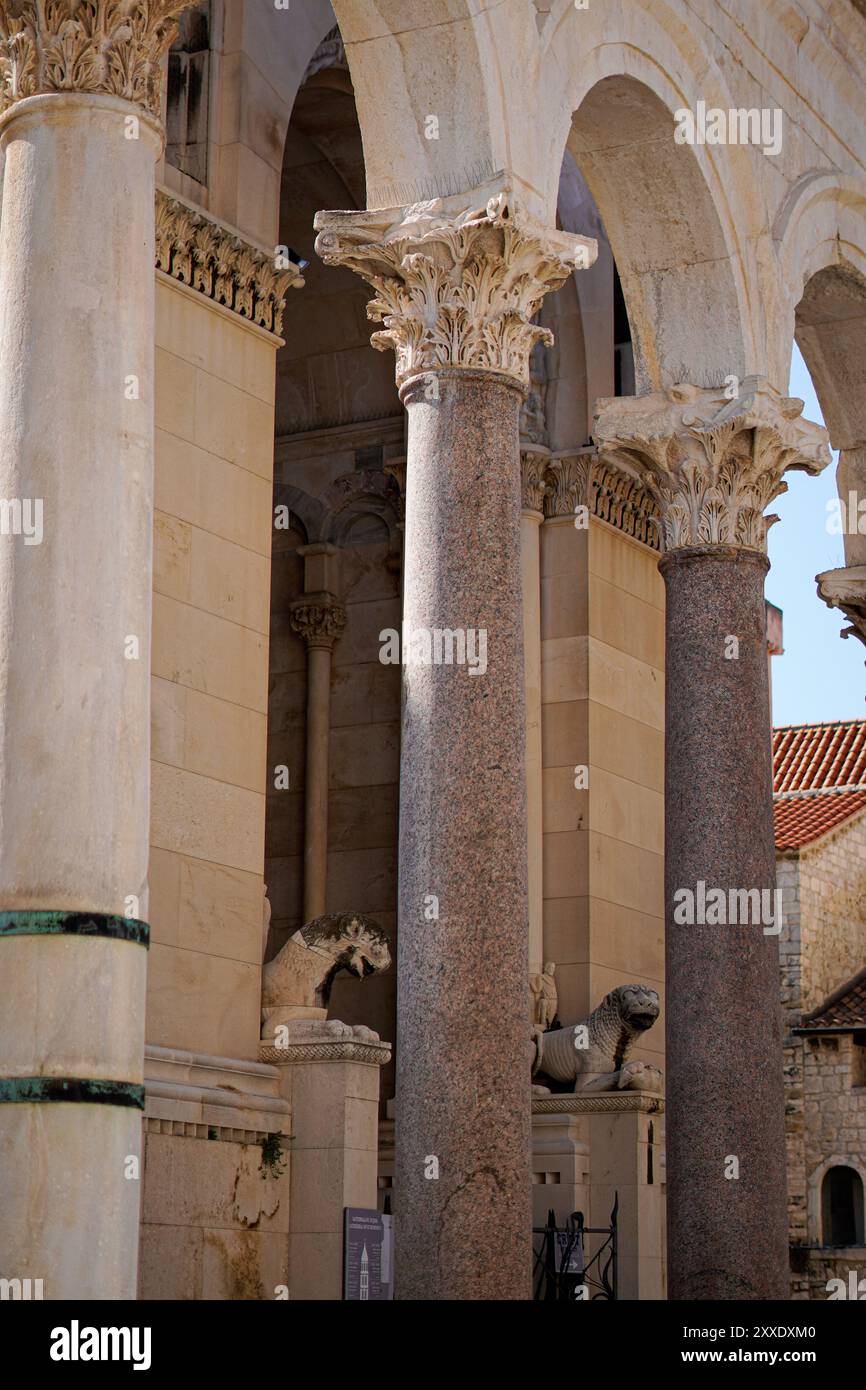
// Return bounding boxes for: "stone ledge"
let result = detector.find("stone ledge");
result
[143,1043,291,1140]
[532,1092,665,1115]
[260,1041,392,1067]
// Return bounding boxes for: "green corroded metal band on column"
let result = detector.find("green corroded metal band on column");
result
[0,1078,145,1108]
[0,910,149,947]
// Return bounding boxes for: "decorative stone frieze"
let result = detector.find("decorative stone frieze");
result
[539,449,660,546]
[314,191,596,388]
[816,567,866,647]
[155,189,303,335]
[0,0,189,118]
[594,378,830,554]
[288,594,347,651]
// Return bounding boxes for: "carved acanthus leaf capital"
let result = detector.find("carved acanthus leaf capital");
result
[314,189,597,388]
[520,451,550,513]
[544,452,595,519]
[816,566,866,648]
[593,378,830,554]
[289,595,347,651]
[0,0,191,119]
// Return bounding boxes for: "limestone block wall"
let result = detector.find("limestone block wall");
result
[798,815,866,1014]
[779,814,866,1293]
[541,516,665,1077]
[790,1034,866,1299]
[148,273,279,1063]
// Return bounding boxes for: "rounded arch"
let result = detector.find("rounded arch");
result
[563,71,752,392]
[328,0,532,211]
[819,1162,865,1247]
[808,1155,866,1245]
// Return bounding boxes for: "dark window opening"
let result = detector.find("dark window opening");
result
[822,1165,865,1247]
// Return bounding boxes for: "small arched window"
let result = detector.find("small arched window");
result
[822,1166,865,1247]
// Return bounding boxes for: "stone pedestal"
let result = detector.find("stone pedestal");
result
[0,3,188,1300]
[315,183,596,1301]
[595,379,830,1300]
[532,1092,665,1301]
[262,1035,391,1301]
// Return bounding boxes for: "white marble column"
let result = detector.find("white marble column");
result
[0,1,190,1300]
[316,189,596,1299]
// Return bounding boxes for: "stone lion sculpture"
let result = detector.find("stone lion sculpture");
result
[531,983,661,1094]
[261,911,391,1036]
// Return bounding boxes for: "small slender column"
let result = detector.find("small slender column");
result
[521,452,549,975]
[290,545,346,923]
[0,1,191,1300]
[316,190,596,1299]
[595,379,830,1299]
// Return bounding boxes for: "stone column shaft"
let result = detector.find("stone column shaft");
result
[316,188,596,1300]
[0,1,190,1300]
[595,378,830,1300]
[289,572,346,925]
[521,454,548,976]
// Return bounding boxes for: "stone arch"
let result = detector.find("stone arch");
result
[327,0,531,211]
[808,1155,866,1245]
[562,71,753,394]
[775,178,866,568]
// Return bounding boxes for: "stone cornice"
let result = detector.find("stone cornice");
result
[530,447,661,549]
[593,378,830,554]
[260,1040,391,1067]
[816,565,866,648]
[314,187,596,389]
[532,1092,664,1115]
[0,0,189,119]
[155,189,303,336]
[289,593,347,650]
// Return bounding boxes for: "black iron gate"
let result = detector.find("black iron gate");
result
[532,1195,618,1300]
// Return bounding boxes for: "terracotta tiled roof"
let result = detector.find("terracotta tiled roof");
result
[773,719,866,794]
[796,967,866,1032]
[773,720,866,850]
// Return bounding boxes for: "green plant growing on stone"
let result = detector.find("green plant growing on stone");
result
[260,1131,287,1179]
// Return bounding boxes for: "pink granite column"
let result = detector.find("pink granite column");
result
[595,379,830,1300]
[661,543,788,1298]
[316,191,595,1299]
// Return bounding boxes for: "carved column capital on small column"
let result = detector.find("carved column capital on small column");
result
[314,188,596,390]
[594,377,831,553]
[544,450,597,520]
[0,0,192,119]
[289,595,347,652]
[816,567,866,648]
[520,451,550,515]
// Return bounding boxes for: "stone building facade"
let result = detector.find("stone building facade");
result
[775,720,866,1299]
[0,0,864,1303]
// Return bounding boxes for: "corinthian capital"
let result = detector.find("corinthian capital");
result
[289,595,347,651]
[593,378,830,554]
[314,187,596,389]
[816,567,866,648]
[0,0,191,119]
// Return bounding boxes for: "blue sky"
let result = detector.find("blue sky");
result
[766,346,864,727]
